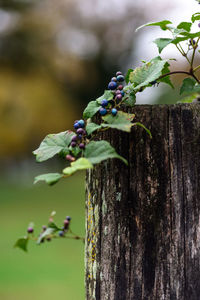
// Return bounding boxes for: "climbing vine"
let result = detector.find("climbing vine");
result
[15,11,200,251]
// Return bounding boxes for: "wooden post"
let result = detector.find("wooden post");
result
[85,104,200,300]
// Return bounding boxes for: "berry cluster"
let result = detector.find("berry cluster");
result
[99,71,125,117]
[66,120,86,162]
[58,216,71,237]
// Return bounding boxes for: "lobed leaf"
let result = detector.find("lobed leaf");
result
[33,131,74,162]
[101,111,135,132]
[63,157,93,176]
[191,12,200,23]
[34,173,63,185]
[153,38,173,53]
[123,92,136,107]
[14,237,29,252]
[177,22,192,32]
[84,140,128,165]
[125,69,133,84]
[180,78,196,95]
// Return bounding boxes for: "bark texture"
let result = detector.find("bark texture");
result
[85,104,200,300]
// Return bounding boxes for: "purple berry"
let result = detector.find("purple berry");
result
[66,216,71,221]
[58,231,65,237]
[115,90,121,95]
[74,122,79,130]
[198,22,200,28]
[77,128,85,134]
[101,99,108,107]
[71,141,76,148]
[116,94,122,101]
[64,219,69,229]
[79,143,85,149]
[108,81,117,90]
[118,85,123,90]
[117,75,125,82]
[78,119,85,128]
[78,134,82,139]
[111,77,117,82]
[99,107,107,116]
[27,227,34,234]
[71,135,77,142]
[66,154,75,162]
[46,237,51,242]
[111,108,118,116]
[116,71,122,76]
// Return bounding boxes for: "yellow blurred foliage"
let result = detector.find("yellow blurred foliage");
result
[0,69,77,157]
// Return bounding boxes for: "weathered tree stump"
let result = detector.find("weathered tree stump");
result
[85,104,200,300]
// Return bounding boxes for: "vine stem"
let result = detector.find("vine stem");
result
[158,70,200,84]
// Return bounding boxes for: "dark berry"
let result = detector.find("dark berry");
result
[116,94,122,101]
[111,108,118,116]
[117,75,125,82]
[58,231,65,237]
[118,85,123,90]
[111,77,117,82]
[99,107,107,116]
[66,216,71,221]
[150,80,157,85]
[71,141,76,148]
[120,91,125,97]
[64,219,69,229]
[101,99,108,107]
[78,134,82,139]
[115,90,121,95]
[46,237,51,242]
[74,122,79,130]
[78,119,85,128]
[79,143,85,149]
[116,71,122,76]
[77,128,85,135]
[66,154,75,162]
[198,22,200,28]
[71,135,77,142]
[27,227,34,234]
[108,81,117,90]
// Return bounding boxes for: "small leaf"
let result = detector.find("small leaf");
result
[83,101,101,119]
[84,140,128,165]
[136,20,172,32]
[178,94,198,103]
[34,173,63,185]
[86,122,102,135]
[101,111,135,132]
[158,61,174,89]
[177,22,192,32]
[14,237,29,252]
[48,222,61,230]
[123,92,136,107]
[133,122,152,138]
[125,68,133,84]
[96,90,114,104]
[33,131,74,162]
[63,157,93,176]
[180,78,196,95]
[191,12,200,23]
[153,38,173,53]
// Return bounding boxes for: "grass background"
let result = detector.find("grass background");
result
[0,173,85,300]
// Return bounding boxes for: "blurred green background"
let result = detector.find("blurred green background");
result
[0,0,197,299]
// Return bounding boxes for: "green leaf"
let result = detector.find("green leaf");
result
[136,20,172,32]
[153,38,173,53]
[125,68,133,83]
[33,130,74,162]
[177,22,192,32]
[48,222,61,230]
[83,101,101,119]
[86,122,102,135]
[96,90,114,104]
[178,93,199,103]
[158,61,174,89]
[84,140,128,165]
[133,122,152,138]
[101,111,135,132]
[34,173,63,185]
[179,31,200,39]
[63,157,93,176]
[180,78,196,95]
[123,92,136,107]
[129,57,167,90]
[191,12,200,23]
[70,146,82,157]
[14,237,29,252]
